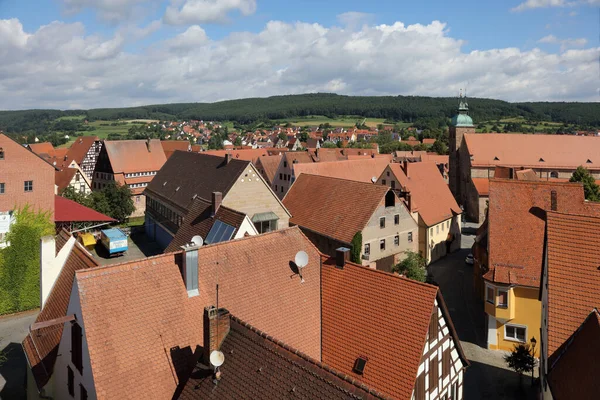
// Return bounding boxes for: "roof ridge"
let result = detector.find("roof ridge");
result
[297,173,389,189]
[230,316,388,399]
[489,179,583,187]
[546,209,600,220]
[321,255,439,293]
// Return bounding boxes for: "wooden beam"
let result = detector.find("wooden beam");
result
[30,314,76,331]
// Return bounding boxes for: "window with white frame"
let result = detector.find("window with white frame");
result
[408,232,413,242]
[379,217,385,228]
[380,239,385,251]
[394,235,399,246]
[505,324,526,342]
[364,243,370,254]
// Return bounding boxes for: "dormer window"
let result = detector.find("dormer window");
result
[353,356,368,375]
[493,156,499,161]
[539,158,545,162]
[587,159,592,164]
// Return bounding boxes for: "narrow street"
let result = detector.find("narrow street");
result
[428,224,536,399]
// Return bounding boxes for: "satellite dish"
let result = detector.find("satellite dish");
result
[191,235,204,247]
[295,251,309,269]
[210,350,225,367]
[371,176,377,183]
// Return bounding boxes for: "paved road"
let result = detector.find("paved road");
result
[428,225,536,399]
[0,309,38,399]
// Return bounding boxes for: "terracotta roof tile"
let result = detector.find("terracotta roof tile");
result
[104,139,167,174]
[54,168,78,192]
[76,227,322,399]
[255,154,282,185]
[204,148,269,164]
[161,141,201,159]
[546,211,600,357]
[54,195,115,223]
[179,317,383,399]
[547,310,600,399]
[165,198,246,252]
[485,180,598,287]
[472,178,489,196]
[283,174,391,244]
[22,238,97,390]
[321,257,441,400]
[293,158,391,183]
[387,162,461,226]
[64,136,99,166]
[464,133,600,169]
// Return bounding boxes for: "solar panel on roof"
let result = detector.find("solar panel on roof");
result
[205,220,236,244]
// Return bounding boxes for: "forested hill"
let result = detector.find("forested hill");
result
[1,93,599,133]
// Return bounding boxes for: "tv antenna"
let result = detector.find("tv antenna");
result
[294,251,309,283]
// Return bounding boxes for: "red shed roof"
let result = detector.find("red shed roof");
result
[54,195,115,222]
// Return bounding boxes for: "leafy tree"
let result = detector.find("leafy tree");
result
[504,343,535,387]
[234,136,242,146]
[570,166,600,202]
[208,134,224,150]
[299,131,309,142]
[101,183,135,222]
[350,232,362,263]
[61,186,92,208]
[431,140,449,155]
[0,206,54,314]
[392,251,427,282]
[278,132,287,141]
[321,141,337,148]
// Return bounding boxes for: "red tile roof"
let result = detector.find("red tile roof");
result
[422,138,436,145]
[54,195,115,222]
[64,136,98,166]
[104,139,167,174]
[547,309,600,399]
[75,227,322,399]
[485,180,598,287]
[293,158,391,183]
[464,133,600,169]
[22,235,98,390]
[283,174,391,244]
[204,148,269,164]
[54,168,78,192]
[160,140,201,159]
[321,256,466,400]
[546,211,600,357]
[472,178,490,196]
[255,154,282,185]
[28,142,56,158]
[180,316,384,399]
[387,162,461,226]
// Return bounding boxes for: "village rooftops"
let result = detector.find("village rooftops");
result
[292,157,391,183]
[145,152,250,211]
[283,174,392,245]
[464,133,600,169]
[545,211,600,358]
[103,139,166,174]
[321,254,469,399]
[485,180,600,288]
[387,162,461,226]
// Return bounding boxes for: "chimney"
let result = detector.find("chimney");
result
[225,153,232,164]
[336,247,350,269]
[550,190,557,211]
[212,192,222,215]
[180,242,201,297]
[293,159,298,164]
[402,160,409,177]
[146,138,151,152]
[203,306,231,363]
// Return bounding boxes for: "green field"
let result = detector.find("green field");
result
[58,120,146,147]
[272,115,406,128]
[477,116,567,133]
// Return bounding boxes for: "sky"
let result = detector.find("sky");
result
[0,0,598,110]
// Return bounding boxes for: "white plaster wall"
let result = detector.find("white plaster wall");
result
[40,235,76,308]
[53,280,97,400]
[234,216,259,239]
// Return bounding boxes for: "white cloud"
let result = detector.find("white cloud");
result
[539,34,587,51]
[61,0,154,22]
[511,0,599,11]
[0,17,597,110]
[164,0,256,25]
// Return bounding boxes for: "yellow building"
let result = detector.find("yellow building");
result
[378,162,462,264]
[473,179,592,357]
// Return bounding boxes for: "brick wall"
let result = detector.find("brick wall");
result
[0,135,55,220]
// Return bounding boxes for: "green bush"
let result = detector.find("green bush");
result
[350,232,362,264]
[392,251,427,282]
[0,206,53,315]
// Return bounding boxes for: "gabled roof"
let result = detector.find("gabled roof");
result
[28,142,56,159]
[54,168,78,192]
[165,198,246,252]
[293,158,391,183]
[485,180,598,287]
[179,316,383,399]
[546,211,600,357]
[387,162,461,226]
[145,152,249,211]
[472,178,490,196]
[548,309,600,400]
[321,256,468,400]
[464,133,600,169]
[103,139,167,174]
[54,195,115,222]
[255,154,282,185]
[75,227,322,399]
[64,136,98,166]
[204,148,269,164]
[283,174,391,244]
[22,234,98,390]
[160,140,201,159]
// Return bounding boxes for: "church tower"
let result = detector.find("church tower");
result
[449,92,475,202]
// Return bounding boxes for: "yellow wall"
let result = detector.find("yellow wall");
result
[486,285,541,356]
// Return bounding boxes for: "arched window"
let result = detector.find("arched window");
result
[550,171,559,179]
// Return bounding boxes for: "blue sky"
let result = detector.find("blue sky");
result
[0,0,597,109]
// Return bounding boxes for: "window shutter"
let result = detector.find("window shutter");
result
[67,366,74,397]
